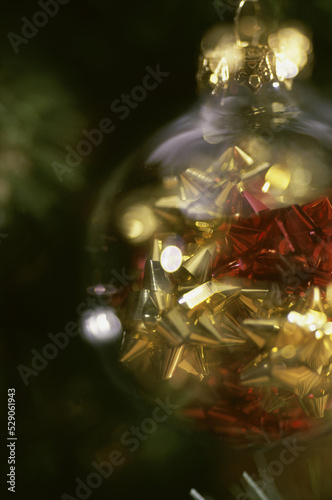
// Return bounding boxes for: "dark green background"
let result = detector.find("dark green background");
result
[2,1,332,499]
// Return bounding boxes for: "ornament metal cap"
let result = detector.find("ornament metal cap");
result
[198,0,312,94]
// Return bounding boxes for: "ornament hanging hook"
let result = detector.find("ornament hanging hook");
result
[235,0,266,47]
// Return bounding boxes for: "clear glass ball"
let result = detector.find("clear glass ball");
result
[84,23,332,446]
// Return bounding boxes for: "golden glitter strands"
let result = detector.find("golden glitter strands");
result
[154,195,192,211]
[260,389,292,413]
[150,291,173,314]
[125,290,151,326]
[147,292,176,315]
[178,281,241,310]
[151,238,163,261]
[242,328,267,349]
[195,221,215,231]
[197,309,247,347]
[241,352,324,399]
[153,206,180,226]
[176,164,240,220]
[243,318,281,330]
[297,337,332,371]
[204,146,271,214]
[241,345,298,384]
[221,310,249,339]
[242,318,281,349]
[240,286,332,412]
[234,146,255,169]
[271,366,322,398]
[151,345,185,380]
[213,182,236,210]
[178,345,209,380]
[143,258,172,294]
[188,331,222,347]
[275,321,305,349]
[120,332,152,364]
[209,147,236,173]
[190,311,223,346]
[237,295,261,315]
[298,394,330,419]
[156,307,191,346]
[241,162,270,182]
[142,296,161,331]
[180,243,217,284]
[240,352,273,386]
[180,168,217,192]
[194,220,218,239]
[178,173,202,201]
[204,289,241,316]
[209,146,254,175]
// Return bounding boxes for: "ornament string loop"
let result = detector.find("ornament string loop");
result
[235,0,267,47]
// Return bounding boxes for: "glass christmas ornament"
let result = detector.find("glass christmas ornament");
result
[86,0,332,446]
